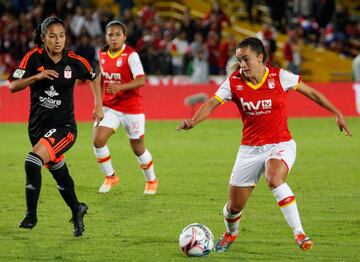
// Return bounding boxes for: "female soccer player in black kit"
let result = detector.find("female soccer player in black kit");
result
[8,17,103,237]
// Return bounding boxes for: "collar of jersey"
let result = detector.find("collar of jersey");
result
[107,44,125,59]
[243,67,269,90]
[41,49,68,64]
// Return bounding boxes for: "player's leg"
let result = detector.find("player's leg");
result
[265,139,313,251]
[125,113,158,194]
[215,186,253,252]
[93,108,120,193]
[40,127,87,237]
[215,145,263,252]
[19,139,51,229]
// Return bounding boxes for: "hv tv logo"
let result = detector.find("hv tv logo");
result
[240,98,272,111]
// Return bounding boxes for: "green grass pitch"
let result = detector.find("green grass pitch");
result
[0,118,359,261]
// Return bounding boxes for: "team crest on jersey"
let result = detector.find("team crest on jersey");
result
[236,84,244,91]
[64,65,72,79]
[101,59,105,64]
[268,78,275,89]
[116,58,123,67]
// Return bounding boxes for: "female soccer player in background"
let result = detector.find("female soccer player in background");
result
[8,16,103,237]
[92,21,158,194]
[178,37,352,252]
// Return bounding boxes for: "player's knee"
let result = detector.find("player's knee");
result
[227,202,243,214]
[93,136,106,148]
[265,173,283,189]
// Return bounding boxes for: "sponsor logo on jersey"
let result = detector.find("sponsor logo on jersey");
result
[45,86,59,97]
[268,78,275,89]
[64,65,72,79]
[116,58,123,67]
[13,69,26,79]
[101,59,105,64]
[40,86,62,109]
[240,97,272,115]
[101,69,121,81]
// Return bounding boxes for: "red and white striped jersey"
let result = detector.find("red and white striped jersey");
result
[215,67,301,146]
[99,44,145,113]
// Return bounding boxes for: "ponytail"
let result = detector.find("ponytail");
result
[33,26,43,47]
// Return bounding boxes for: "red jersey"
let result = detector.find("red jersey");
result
[99,44,145,114]
[215,67,301,146]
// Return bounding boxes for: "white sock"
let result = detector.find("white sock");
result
[223,203,242,236]
[136,149,156,181]
[94,145,115,176]
[272,183,304,235]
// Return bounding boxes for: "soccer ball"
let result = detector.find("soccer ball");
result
[178,223,214,257]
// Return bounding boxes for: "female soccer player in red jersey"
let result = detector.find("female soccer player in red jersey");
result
[178,37,352,252]
[92,21,158,194]
[8,17,103,237]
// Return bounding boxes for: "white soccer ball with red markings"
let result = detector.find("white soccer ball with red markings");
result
[179,223,214,257]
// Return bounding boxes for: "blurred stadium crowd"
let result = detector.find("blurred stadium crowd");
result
[0,0,359,82]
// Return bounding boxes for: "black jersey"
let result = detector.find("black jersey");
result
[9,47,96,138]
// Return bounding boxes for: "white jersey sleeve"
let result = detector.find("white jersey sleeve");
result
[214,78,232,104]
[279,69,300,91]
[128,52,145,78]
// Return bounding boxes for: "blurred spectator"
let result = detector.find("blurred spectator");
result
[265,0,286,31]
[244,0,254,24]
[203,1,230,40]
[219,33,237,75]
[98,4,114,32]
[283,30,301,74]
[75,33,96,69]
[188,49,209,83]
[170,31,189,75]
[206,31,220,75]
[115,0,135,18]
[73,7,102,37]
[257,22,277,65]
[179,8,196,43]
[314,0,335,29]
[352,54,360,81]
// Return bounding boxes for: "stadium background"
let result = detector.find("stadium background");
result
[0,1,359,261]
[0,0,359,120]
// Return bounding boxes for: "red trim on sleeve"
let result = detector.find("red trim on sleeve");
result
[68,51,92,72]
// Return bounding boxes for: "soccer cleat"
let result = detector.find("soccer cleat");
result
[19,212,37,229]
[144,179,158,195]
[295,233,313,251]
[214,231,238,252]
[70,203,88,237]
[98,174,119,193]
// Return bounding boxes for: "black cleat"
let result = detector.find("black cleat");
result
[19,212,37,229]
[69,203,88,237]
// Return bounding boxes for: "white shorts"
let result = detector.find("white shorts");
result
[95,106,145,139]
[230,139,296,187]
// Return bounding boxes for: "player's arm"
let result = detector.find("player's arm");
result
[9,70,59,93]
[90,73,104,124]
[177,97,221,130]
[296,81,352,136]
[106,76,145,95]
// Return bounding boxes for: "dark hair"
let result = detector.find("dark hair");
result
[105,20,126,35]
[237,37,267,63]
[34,16,65,47]
[228,37,267,75]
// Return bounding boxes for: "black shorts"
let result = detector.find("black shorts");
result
[30,126,77,162]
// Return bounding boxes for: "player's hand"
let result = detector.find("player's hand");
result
[106,84,122,95]
[336,114,352,136]
[93,106,104,127]
[177,119,195,131]
[35,70,59,81]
